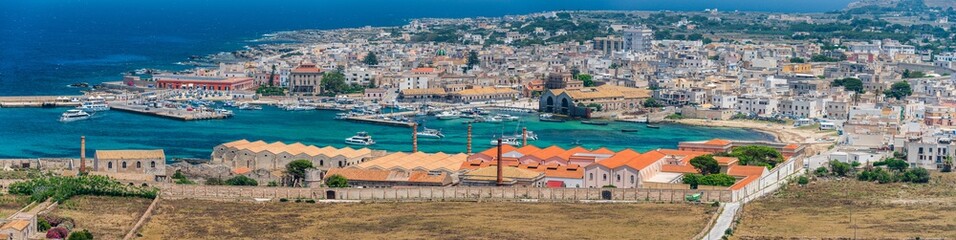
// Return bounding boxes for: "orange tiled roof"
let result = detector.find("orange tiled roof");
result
[527,145,566,160]
[625,150,666,170]
[232,167,252,175]
[590,147,615,154]
[703,139,732,146]
[783,144,800,150]
[594,149,641,168]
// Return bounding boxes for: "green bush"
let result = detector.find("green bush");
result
[814,167,829,177]
[731,146,784,168]
[683,173,736,189]
[797,176,809,185]
[267,181,279,187]
[279,198,288,202]
[225,175,258,186]
[67,229,94,240]
[829,161,852,177]
[38,218,52,231]
[205,177,225,185]
[325,174,349,188]
[305,199,316,203]
[8,175,158,203]
[902,168,930,183]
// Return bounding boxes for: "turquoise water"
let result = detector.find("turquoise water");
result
[0,107,773,159]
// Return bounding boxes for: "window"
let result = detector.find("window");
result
[630,175,635,184]
[616,174,621,182]
[122,161,127,169]
[150,161,156,168]
[589,173,593,180]
[320,160,324,166]
[136,161,142,168]
[108,162,113,169]
[602,174,607,181]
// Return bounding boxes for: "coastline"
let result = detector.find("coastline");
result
[666,118,835,155]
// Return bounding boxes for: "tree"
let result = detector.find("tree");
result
[643,98,664,108]
[683,173,736,189]
[829,160,852,177]
[884,158,909,172]
[286,160,314,184]
[884,81,912,100]
[577,74,594,87]
[320,71,348,96]
[465,50,480,71]
[797,176,810,185]
[790,57,806,63]
[831,78,864,93]
[943,156,953,172]
[902,69,926,78]
[363,51,379,66]
[690,155,720,175]
[325,174,349,188]
[903,168,930,183]
[814,166,829,177]
[225,175,259,186]
[205,177,225,185]
[731,146,784,168]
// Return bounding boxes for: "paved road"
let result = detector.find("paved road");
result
[704,202,740,240]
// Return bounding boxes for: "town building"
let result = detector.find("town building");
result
[154,75,254,91]
[288,62,323,95]
[92,149,168,182]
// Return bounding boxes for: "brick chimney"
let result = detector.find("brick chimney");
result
[496,138,503,186]
[80,136,86,173]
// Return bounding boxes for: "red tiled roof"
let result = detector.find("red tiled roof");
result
[703,139,732,146]
[590,147,615,154]
[546,180,565,188]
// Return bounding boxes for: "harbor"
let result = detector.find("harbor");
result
[0,96,84,108]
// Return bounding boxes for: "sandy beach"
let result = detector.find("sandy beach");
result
[670,119,837,155]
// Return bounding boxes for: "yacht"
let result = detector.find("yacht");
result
[345,132,376,146]
[417,127,445,139]
[483,116,503,123]
[489,137,521,146]
[237,103,262,110]
[214,109,234,117]
[60,109,92,122]
[435,111,461,120]
[539,113,565,122]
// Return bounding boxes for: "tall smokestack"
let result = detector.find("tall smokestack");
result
[80,136,86,173]
[467,124,473,154]
[496,138,503,186]
[522,127,528,146]
[412,123,418,153]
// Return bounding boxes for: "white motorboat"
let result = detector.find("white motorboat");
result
[335,112,353,120]
[435,111,461,120]
[489,137,521,146]
[417,127,444,139]
[283,105,316,111]
[483,116,503,123]
[77,97,110,112]
[60,109,92,122]
[345,132,376,145]
[214,109,234,117]
[237,103,262,110]
[497,114,520,121]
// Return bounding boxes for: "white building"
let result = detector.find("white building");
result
[622,26,654,53]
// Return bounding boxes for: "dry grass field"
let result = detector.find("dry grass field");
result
[53,196,153,240]
[734,173,956,239]
[0,195,30,217]
[137,200,716,240]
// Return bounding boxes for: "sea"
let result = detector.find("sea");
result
[0,0,848,159]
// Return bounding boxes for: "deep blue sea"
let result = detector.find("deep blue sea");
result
[0,0,842,159]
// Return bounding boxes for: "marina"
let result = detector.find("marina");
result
[0,105,774,159]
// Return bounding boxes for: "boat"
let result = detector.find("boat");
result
[581,120,609,126]
[223,100,237,107]
[489,137,521,146]
[214,109,234,117]
[283,105,316,111]
[514,130,539,141]
[417,127,445,139]
[68,82,90,88]
[496,114,520,121]
[60,109,92,122]
[76,101,109,112]
[435,111,461,120]
[539,113,565,122]
[483,116,503,123]
[335,112,353,120]
[237,103,262,110]
[646,124,661,129]
[345,132,376,146]
[621,129,639,133]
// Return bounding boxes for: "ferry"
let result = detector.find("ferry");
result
[60,109,92,122]
[345,132,376,146]
[237,103,262,110]
[417,127,445,139]
[77,101,109,112]
[435,111,461,120]
[539,113,565,122]
[489,137,521,146]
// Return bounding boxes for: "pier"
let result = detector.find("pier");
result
[111,103,232,121]
[0,96,83,108]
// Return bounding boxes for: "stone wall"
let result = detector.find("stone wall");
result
[158,184,733,203]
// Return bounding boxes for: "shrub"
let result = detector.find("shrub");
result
[902,168,930,183]
[279,198,288,202]
[225,175,258,186]
[205,177,225,185]
[814,167,829,177]
[829,161,852,177]
[67,229,93,240]
[684,173,736,189]
[797,176,809,185]
[267,181,279,187]
[690,155,720,175]
[8,175,158,203]
[858,167,895,183]
[305,199,316,203]
[38,218,52,231]
[46,227,69,239]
